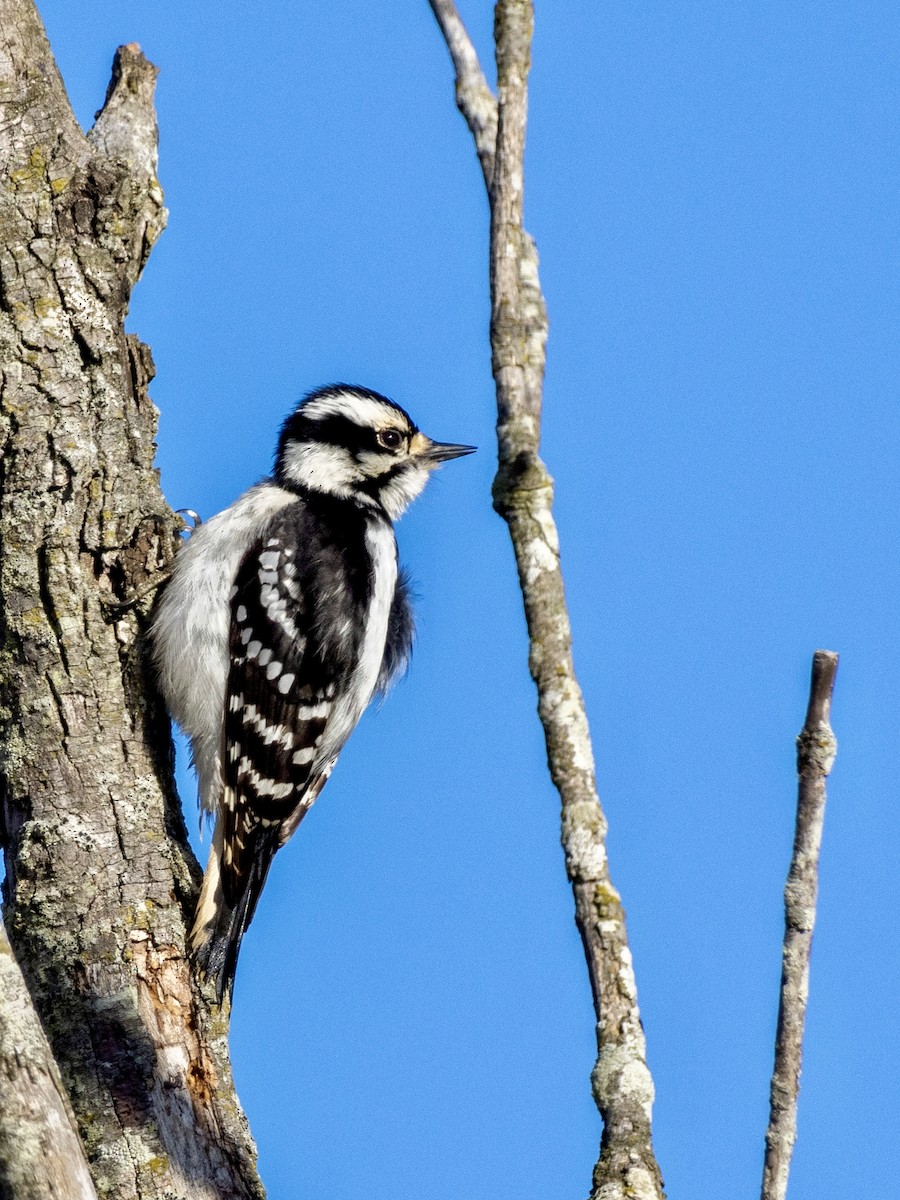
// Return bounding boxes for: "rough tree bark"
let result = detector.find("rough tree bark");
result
[0,922,97,1200]
[429,4,665,1198]
[0,4,264,1197]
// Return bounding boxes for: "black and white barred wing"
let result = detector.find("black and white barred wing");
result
[221,535,336,913]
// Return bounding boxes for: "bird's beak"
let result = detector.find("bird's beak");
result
[422,439,477,463]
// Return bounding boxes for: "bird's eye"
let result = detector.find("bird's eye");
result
[377,429,403,450]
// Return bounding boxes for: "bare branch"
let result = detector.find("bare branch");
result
[0,922,98,1200]
[428,0,498,188]
[762,650,838,1200]
[431,3,664,1196]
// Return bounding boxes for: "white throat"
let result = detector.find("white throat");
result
[281,442,376,506]
[375,464,431,520]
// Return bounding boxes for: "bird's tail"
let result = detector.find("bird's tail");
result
[190,821,279,1004]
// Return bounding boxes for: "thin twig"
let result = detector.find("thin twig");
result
[428,0,498,188]
[429,4,664,1197]
[762,650,839,1200]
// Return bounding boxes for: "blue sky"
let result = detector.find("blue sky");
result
[37,3,899,1198]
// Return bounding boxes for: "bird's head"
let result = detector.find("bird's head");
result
[274,385,475,519]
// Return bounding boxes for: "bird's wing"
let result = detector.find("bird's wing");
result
[376,566,415,694]
[220,532,342,915]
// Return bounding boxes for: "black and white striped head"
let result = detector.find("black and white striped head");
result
[274,385,475,519]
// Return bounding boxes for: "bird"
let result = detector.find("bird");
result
[150,384,474,1001]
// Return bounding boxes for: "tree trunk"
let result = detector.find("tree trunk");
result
[0,4,264,1197]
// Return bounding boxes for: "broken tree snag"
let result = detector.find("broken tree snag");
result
[429,3,664,1197]
[761,650,838,1200]
[0,5,264,1198]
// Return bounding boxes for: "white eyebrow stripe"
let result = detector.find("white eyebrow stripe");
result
[301,392,411,431]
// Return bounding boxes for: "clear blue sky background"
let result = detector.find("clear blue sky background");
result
[37,3,899,1198]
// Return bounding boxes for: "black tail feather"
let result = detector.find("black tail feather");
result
[193,826,280,1004]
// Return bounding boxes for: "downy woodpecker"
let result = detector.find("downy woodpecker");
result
[151,384,474,1000]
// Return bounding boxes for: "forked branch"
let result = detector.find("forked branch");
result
[429,4,664,1197]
